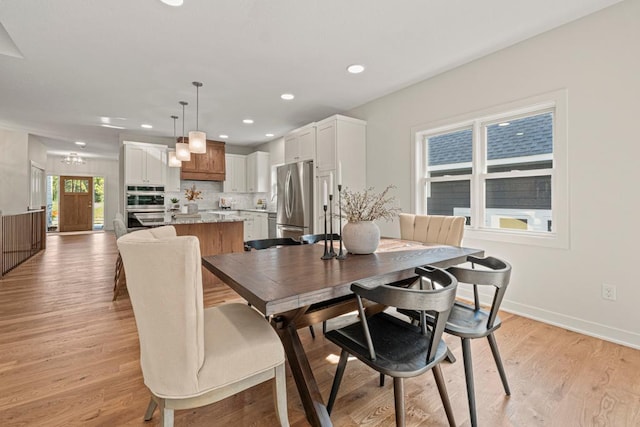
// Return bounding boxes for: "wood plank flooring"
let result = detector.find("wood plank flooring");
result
[1,232,639,426]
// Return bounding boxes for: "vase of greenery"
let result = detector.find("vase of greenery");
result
[340,185,400,254]
[170,198,180,210]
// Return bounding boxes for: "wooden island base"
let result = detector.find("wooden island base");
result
[174,221,244,287]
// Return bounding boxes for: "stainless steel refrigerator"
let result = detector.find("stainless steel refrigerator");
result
[276,161,314,239]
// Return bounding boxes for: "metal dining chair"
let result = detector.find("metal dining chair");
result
[324,266,458,427]
[244,237,301,251]
[400,255,512,427]
[299,233,340,244]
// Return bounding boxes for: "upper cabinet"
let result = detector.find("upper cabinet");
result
[180,139,226,181]
[124,141,167,185]
[284,124,315,164]
[224,154,246,193]
[316,115,366,174]
[246,151,270,193]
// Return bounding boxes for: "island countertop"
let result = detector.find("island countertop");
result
[134,211,245,227]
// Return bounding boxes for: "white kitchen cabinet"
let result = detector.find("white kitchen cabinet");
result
[241,211,269,241]
[224,154,246,193]
[284,124,315,164]
[313,115,367,232]
[124,141,167,185]
[246,151,270,193]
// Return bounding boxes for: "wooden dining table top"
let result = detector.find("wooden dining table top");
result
[202,238,483,317]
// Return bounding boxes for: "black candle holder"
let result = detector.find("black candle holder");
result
[336,184,347,259]
[321,204,333,260]
[328,194,336,257]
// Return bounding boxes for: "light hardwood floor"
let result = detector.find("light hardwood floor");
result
[1,232,639,426]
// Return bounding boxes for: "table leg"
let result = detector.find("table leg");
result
[275,321,333,427]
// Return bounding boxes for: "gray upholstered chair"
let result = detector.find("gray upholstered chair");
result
[325,266,458,427]
[112,213,128,301]
[401,255,512,427]
[399,213,465,246]
[117,226,289,427]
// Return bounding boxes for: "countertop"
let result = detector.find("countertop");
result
[134,211,245,227]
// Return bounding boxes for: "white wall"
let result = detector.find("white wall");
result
[348,0,640,348]
[0,129,29,214]
[46,156,119,231]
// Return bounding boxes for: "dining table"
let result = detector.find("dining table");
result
[202,238,483,427]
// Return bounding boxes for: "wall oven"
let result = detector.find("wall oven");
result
[125,185,165,228]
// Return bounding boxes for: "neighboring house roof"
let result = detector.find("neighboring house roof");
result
[428,113,553,166]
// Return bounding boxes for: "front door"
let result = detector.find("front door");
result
[59,176,93,232]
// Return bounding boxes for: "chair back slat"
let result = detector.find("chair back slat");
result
[244,237,302,251]
[399,213,465,246]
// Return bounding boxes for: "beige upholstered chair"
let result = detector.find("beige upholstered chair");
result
[112,214,128,301]
[399,213,465,246]
[117,226,289,427]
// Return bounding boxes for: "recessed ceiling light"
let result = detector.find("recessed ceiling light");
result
[280,93,295,100]
[265,133,274,137]
[219,134,229,139]
[101,124,126,129]
[243,119,254,124]
[74,141,86,147]
[160,0,183,6]
[347,64,365,74]
[498,122,510,127]
[141,124,153,129]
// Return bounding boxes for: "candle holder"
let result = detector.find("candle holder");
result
[328,194,336,257]
[336,184,347,259]
[321,204,333,260]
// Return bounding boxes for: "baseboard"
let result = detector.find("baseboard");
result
[456,288,640,350]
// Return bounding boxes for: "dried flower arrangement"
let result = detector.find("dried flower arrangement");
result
[184,184,203,202]
[339,185,401,222]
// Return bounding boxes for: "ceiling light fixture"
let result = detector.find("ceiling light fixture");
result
[265,133,274,137]
[160,0,184,6]
[168,115,182,167]
[188,81,207,154]
[243,119,254,124]
[74,141,86,147]
[141,124,153,129]
[280,93,295,100]
[61,152,85,165]
[347,64,365,74]
[219,134,228,139]
[176,101,191,161]
[101,124,125,130]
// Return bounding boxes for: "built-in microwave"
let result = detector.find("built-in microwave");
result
[126,185,165,209]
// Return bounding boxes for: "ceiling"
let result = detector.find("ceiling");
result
[0,0,622,160]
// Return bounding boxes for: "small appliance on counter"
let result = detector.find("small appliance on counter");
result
[219,197,233,210]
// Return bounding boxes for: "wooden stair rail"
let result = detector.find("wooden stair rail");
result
[0,207,46,278]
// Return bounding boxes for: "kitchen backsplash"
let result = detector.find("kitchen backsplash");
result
[166,180,270,211]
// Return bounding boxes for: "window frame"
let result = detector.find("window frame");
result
[411,90,569,249]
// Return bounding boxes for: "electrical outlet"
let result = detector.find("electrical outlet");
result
[602,283,617,301]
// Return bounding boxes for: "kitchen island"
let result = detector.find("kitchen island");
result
[134,211,245,287]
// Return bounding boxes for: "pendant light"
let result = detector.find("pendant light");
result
[188,81,207,153]
[168,115,182,167]
[175,101,191,161]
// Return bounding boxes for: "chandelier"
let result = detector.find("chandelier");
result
[61,152,85,165]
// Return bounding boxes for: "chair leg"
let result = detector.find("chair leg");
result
[461,338,478,427]
[157,398,173,427]
[379,373,385,387]
[432,364,456,427]
[487,333,511,395]
[445,347,457,363]
[322,320,327,334]
[273,363,290,426]
[309,325,316,339]
[392,377,405,427]
[327,350,349,414]
[144,397,157,421]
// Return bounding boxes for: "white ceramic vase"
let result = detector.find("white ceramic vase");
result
[342,221,380,254]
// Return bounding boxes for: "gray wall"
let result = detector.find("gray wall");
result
[348,0,640,347]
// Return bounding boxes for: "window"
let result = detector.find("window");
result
[413,91,568,248]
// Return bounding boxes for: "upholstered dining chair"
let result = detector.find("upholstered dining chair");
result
[112,213,128,301]
[117,226,289,427]
[399,213,466,246]
[325,266,458,427]
[401,255,512,427]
